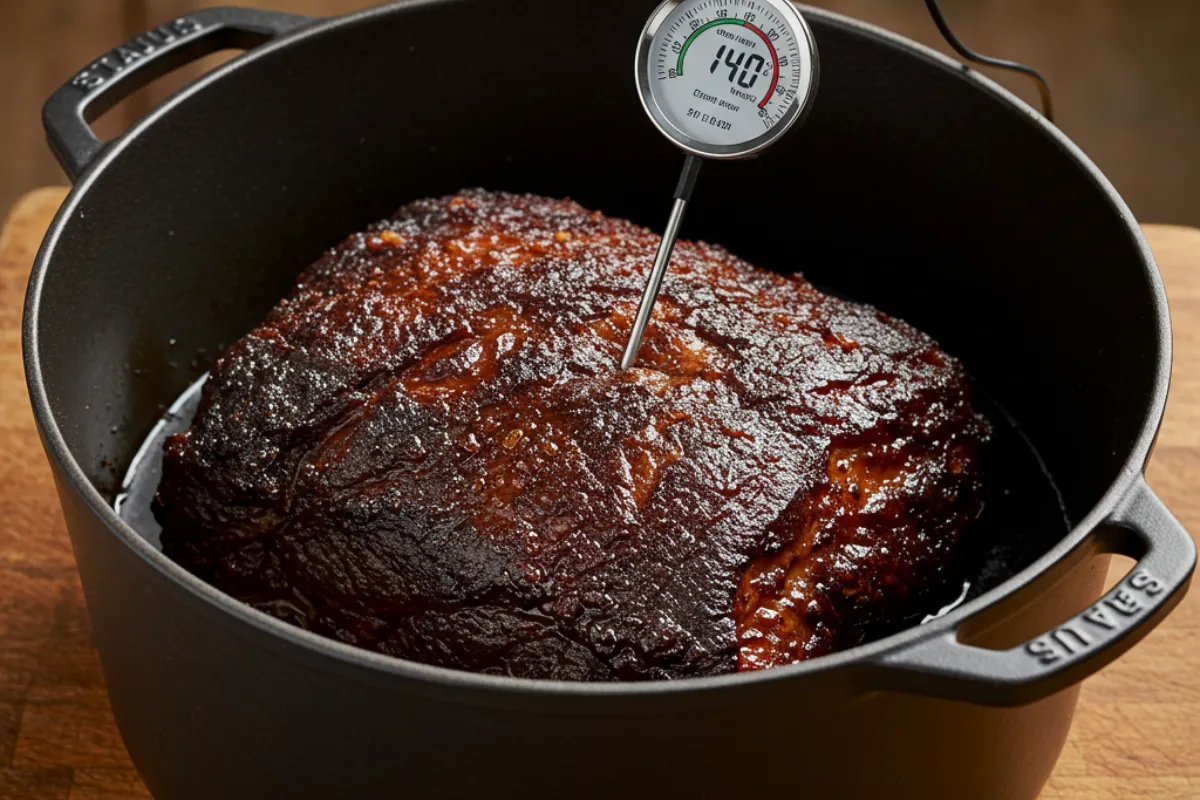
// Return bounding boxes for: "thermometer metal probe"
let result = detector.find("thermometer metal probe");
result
[620,154,701,370]
[621,0,819,369]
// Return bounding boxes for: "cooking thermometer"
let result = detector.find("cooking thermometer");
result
[621,0,818,369]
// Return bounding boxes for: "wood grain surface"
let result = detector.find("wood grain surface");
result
[0,3,132,226]
[0,188,1197,798]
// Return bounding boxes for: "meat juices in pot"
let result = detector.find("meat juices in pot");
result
[153,190,988,680]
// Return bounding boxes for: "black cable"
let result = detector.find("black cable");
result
[924,0,1054,122]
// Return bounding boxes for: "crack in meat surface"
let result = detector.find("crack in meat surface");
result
[153,190,988,681]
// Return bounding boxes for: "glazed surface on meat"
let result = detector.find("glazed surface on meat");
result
[154,190,988,680]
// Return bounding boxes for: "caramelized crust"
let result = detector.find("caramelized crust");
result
[154,190,987,680]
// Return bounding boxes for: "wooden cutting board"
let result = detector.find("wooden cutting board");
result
[0,187,1197,799]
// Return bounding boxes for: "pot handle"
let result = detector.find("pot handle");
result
[873,476,1195,706]
[43,6,313,181]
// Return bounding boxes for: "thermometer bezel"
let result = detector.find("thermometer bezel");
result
[635,0,819,160]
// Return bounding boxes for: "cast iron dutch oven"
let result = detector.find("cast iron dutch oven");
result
[23,1,1198,797]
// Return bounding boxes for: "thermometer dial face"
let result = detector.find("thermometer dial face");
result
[636,0,818,159]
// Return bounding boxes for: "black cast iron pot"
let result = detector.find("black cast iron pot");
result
[23,2,1197,798]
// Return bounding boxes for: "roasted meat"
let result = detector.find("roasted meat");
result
[154,190,988,680]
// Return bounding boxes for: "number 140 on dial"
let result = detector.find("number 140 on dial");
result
[642,0,817,153]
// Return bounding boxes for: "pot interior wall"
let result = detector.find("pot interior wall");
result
[34,0,1160,541]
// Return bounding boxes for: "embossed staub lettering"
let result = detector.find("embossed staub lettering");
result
[1051,625,1090,653]
[1023,566,1168,667]
[70,17,205,92]
[1083,604,1117,630]
[1108,587,1143,615]
[1129,568,1165,595]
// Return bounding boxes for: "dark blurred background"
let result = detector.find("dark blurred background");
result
[2,0,1199,224]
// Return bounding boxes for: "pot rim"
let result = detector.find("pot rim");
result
[22,1,1170,698]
